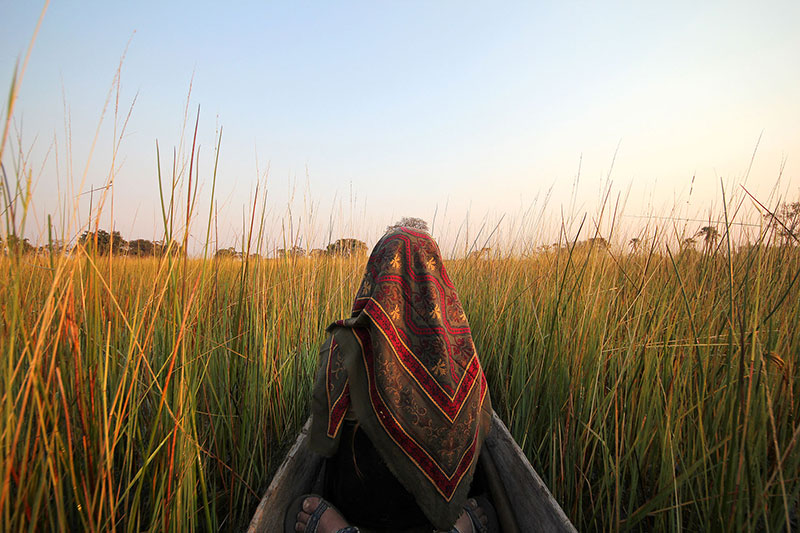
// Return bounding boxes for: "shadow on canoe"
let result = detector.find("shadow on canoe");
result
[248,411,577,532]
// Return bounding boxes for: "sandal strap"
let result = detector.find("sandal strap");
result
[305,498,329,533]
[306,499,359,533]
[464,501,488,533]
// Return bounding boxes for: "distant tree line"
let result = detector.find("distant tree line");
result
[1,235,37,255]
[0,229,184,256]
[76,230,184,256]
[0,235,69,256]
[222,238,368,259]
[3,205,798,257]
[0,229,369,259]
[529,201,800,257]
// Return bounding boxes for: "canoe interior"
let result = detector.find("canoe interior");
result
[248,411,576,533]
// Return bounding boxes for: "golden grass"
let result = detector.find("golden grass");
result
[0,239,798,531]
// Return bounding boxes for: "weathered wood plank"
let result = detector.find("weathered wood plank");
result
[484,412,577,532]
[247,419,323,533]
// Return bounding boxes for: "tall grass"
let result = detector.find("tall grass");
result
[1,219,798,531]
[454,235,800,531]
[0,251,363,531]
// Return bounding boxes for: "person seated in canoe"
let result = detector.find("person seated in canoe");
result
[287,223,497,533]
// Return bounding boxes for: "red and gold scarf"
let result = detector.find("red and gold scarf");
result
[310,228,492,529]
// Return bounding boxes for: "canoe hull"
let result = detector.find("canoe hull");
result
[248,412,576,532]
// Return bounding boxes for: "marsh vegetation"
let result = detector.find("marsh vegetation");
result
[1,210,798,531]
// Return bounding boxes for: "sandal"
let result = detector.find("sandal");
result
[448,495,498,533]
[284,493,360,533]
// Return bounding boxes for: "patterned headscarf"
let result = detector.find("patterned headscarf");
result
[310,228,492,529]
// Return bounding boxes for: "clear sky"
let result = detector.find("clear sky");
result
[2,1,799,254]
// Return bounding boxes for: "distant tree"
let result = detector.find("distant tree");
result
[215,247,240,259]
[277,245,306,258]
[765,201,800,245]
[3,235,35,255]
[681,237,696,251]
[588,237,609,248]
[42,239,65,255]
[386,217,429,233]
[128,239,155,256]
[629,238,641,253]
[571,237,608,253]
[78,229,127,255]
[696,226,719,253]
[153,240,184,257]
[326,239,367,257]
[309,248,326,258]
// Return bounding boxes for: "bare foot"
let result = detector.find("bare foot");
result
[295,496,350,532]
[452,498,488,532]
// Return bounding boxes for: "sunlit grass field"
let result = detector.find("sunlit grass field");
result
[1,233,798,531]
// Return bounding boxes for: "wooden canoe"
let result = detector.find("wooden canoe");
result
[248,411,577,532]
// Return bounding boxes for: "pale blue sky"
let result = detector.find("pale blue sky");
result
[2,1,799,253]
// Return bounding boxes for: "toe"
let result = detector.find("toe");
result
[296,497,318,532]
[295,496,350,532]
[467,498,489,530]
[468,498,485,517]
[302,496,321,513]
